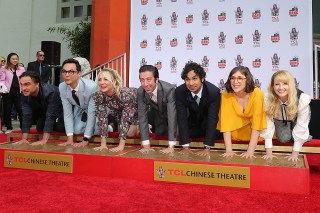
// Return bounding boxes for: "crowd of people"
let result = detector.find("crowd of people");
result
[0,51,312,162]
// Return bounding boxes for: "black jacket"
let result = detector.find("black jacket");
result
[21,83,63,133]
[175,80,221,146]
[27,61,51,83]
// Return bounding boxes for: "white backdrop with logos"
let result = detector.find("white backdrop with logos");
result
[129,0,313,96]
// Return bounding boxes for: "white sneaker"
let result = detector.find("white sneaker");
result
[5,130,12,134]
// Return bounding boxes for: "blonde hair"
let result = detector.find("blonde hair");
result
[97,68,123,97]
[265,70,298,120]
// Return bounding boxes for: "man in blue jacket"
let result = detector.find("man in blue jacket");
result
[14,71,64,145]
[58,58,97,147]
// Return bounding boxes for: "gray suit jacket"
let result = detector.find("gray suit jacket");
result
[137,80,177,141]
[59,78,97,137]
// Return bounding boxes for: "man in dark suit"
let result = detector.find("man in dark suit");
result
[27,51,51,83]
[176,62,221,156]
[137,65,177,154]
[14,71,64,145]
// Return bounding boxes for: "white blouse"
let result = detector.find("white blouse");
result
[260,93,311,152]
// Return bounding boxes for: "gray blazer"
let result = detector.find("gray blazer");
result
[59,77,97,138]
[137,80,177,141]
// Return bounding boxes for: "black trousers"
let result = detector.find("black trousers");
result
[3,93,22,130]
[33,114,65,133]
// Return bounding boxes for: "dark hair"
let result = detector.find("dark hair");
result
[181,62,206,80]
[224,66,255,93]
[19,71,41,84]
[6,52,19,70]
[62,58,81,71]
[139,65,159,79]
[36,50,44,56]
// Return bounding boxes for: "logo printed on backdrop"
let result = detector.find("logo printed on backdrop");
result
[271,33,280,43]
[218,59,226,69]
[187,59,194,64]
[170,38,178,47]
[271,53,280,71]
[171,12,178,28]
[140,40,148,48]
[218,32,226,49]
[186,0,193,4]
[141,14,148,30]
[171,0,177,2]
[218,11,226,21]
[202,9,209,26]
[252,58,262,68]
[155,16,163,26]
[155,61,162,70]
[254,79,262,88]
[156,0,162,7]
[235,7,243,24]
[294,78,300,88]
[140,58,147,67]
[201,36,210,46]
[252,30,261,47]
[252,9,261,19]
[186,33,193,50]
[290,57,299,67]
[186,14,193,23]
[155,35,162,51]
[141,0,148,5]
[290,28,299,46]
[271,4,280,22]
[235,34,243,44]
[218,79,226,92]
[170,57,178,72]
[289,6,298,17]
[235,55,243,66]
[130,1,313,96]
[202,56,209,72]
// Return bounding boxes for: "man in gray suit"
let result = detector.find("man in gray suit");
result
[58,58,97,147]
[137,65,177,154]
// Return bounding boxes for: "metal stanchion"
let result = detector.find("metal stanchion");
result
[48,65,62,86]
[314,44,320,99]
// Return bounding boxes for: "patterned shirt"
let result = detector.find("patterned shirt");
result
[93,87,139,140]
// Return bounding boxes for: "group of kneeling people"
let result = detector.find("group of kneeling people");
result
[12,58,311,162]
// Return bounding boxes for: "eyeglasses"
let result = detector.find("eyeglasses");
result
[229,77,246,82]
[61,70,79,75]
[1,60,5,62]
[38,54,45,57]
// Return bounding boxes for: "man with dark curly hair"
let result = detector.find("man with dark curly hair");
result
[175,62,221,156]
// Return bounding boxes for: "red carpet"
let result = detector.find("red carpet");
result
[0,166,319,212]
[0,133,320,212]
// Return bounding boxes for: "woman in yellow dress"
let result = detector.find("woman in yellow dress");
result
[218,66,266,158]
